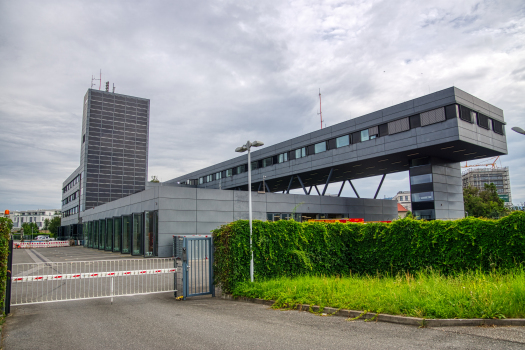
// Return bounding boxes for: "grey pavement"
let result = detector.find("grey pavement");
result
[13,246,146,264]
[4,247,525,350]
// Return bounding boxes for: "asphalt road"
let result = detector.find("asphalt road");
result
[4,247,525,350]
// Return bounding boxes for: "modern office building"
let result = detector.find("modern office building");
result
[462,167,512,206]
[60,86,508,257]
[61,89,150,227]
[392,191,412,212]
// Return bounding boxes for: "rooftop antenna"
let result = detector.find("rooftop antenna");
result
[112,83,115,93]
[317,88,324,129]
[91,69,102,90]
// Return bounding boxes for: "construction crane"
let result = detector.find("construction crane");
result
[463,156,501,169]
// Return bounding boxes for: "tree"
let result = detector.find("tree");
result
[48,216,61,237]
[43,218,50,231]
[21,222,39,239]
[150,176,160,183]
[463,183,508,219]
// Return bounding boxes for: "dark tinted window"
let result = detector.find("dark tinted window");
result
[351,131,361,144]
[445,104,459,120]
[460,105,473,123]
[477,113,490,129]
[492,120,504,135]
[378,124,389,137]
[409,115,421,128]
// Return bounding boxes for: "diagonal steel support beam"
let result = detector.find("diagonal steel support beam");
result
[308,186,313,195]
[314,185,321,196]
[337,180,346,197]
[374,174,386,199]
[296,175,308,195]
[322,168,334,196]
[257,182,262,192]
[348,180,360,198]
[265,181,271,193]
[286,175,294,194]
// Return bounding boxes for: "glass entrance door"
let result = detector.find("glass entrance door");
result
[113,217,122,253]
[144,211,158,257]
[99,219,106,250]
[122,215,131,254]
[87,221,93,248]
[93,220,99,249]
[131,213,143,256]
[105,218,113,251]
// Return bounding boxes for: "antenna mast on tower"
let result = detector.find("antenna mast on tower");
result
[91,69,102,90]
[317,88,324,129]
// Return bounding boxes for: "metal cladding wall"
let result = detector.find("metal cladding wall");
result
[83,89,150,208]
[80,185,397,257]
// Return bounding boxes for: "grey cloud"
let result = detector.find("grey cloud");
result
[1,0,525,211]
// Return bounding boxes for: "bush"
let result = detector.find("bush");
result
[0,218,12,312]
[212,212,525,293]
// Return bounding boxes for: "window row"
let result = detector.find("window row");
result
[458,105,505,135]
[62,206,79,218]
[63,174,81,193]
[89,98,149,109]
[83,211,158,257]
[191,104,504,186]
[62,191,79,206]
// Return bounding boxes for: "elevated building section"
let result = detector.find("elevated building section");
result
[167,87,508,220]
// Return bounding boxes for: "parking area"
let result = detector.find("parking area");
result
[13,245,146,264]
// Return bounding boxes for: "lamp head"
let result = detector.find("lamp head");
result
[251,141,264,147]
[235,146,247,153]
[511,127,525,135]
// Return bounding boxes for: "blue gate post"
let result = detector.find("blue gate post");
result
[182,238,188,300]
[209,237,215,297]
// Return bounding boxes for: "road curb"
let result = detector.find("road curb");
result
[221,294,525,327]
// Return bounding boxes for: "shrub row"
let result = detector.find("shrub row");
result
[0,218,12,312]
[212,212,525,293]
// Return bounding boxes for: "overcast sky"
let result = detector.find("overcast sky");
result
[1,0,524,211]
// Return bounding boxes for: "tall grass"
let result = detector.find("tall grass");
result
[232,269,525,319]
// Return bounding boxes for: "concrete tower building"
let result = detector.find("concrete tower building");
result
[61,89,150,227]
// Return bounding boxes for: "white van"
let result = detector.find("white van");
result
[36,235,51,241]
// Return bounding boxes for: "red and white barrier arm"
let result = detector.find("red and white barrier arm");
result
[12,268,178,283]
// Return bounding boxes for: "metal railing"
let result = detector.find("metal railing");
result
[11,258,177,305]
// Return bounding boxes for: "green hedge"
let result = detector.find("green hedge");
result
[212,212,525,293]
[0,218,12,313]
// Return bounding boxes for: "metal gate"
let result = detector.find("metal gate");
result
[10,258,177,305]
[182,237,214,300]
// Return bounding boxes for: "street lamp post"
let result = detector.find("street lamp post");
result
[235,140,264,282]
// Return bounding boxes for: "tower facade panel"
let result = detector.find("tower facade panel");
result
[82,89,150,210]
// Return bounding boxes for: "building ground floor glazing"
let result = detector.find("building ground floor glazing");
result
[83,211,158,256]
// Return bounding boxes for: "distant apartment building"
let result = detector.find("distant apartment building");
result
[7,210,61,230]
[462,167,512,206]
[392,191,412,212]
